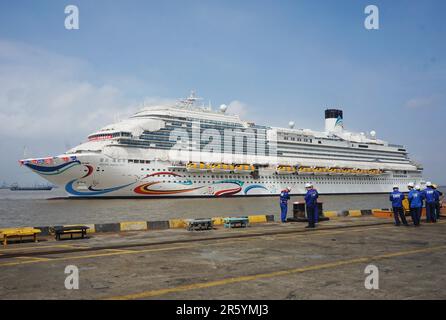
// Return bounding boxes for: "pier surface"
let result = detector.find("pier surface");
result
[1,216,445,299]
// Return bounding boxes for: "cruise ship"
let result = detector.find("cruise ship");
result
[19,92,424,198]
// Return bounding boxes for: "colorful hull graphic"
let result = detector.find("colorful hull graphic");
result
[25,160,80,175]
[134,182,202,195]
[244,184,269,194]
[65,180,134,196]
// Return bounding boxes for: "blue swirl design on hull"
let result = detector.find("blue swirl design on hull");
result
[244,184,269,194]
[65,180,134,196]
[212,179,244,186]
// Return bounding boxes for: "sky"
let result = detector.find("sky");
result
[0,0,445,185]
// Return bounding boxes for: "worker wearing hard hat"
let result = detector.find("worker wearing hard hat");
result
[279,187,291,223]
[408,182,422,226]
[422,182,437,223]
[389,185,408,226]
[432,184,443,220]
[304,183,319,228]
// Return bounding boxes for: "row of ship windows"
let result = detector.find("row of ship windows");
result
[278,145,408,160]
[137,169,409,181]
[121,144,406,162]
[278,141,405,157]
[151,180,411,185]
[100,164,412,181]
[277,145,408,159]
[279,152,407,162]
[283,136,313,143]
[122,142,406,162]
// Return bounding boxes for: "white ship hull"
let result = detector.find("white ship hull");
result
[22,153,423,198]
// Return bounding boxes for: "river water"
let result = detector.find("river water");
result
[0,187,444,228]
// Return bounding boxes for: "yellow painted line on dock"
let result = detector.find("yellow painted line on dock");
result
[16,256,51,262]
[0,245,191,267]
[0,244,84,252]
[273,225,394,241]
[105,244,446,300]
[103,249,137,254]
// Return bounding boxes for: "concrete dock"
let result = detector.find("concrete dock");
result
[1,216,446,300]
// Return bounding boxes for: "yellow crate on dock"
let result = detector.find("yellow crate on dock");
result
[248,215,267,223]
[348,210,362,217]
[0,227,41,246]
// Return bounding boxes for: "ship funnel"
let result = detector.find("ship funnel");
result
[324,109,344,133]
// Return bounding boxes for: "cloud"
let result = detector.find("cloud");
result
[227,100,249,118]
[0,40,134,140]
[404,95,443,109]
[0,40,174,183]
[0,40,253,184]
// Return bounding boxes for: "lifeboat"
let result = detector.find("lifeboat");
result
[298,166,314,175]
[358,169,370,176]
[341,168,355,175]
[276,165,296,175]
[211,163,234,173]
[313,167,330,175]
[186,162,210,172]
[368,169,382,175]
[234,164,255,174]
[350,168,368,175]
[328,168,343,175]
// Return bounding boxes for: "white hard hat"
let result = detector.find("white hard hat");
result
[415,185,421,190]
[393,185,399,189]
[426,181,432,187]
[305,183,312,188]
[287,186,291,191]
[407,182,415,188]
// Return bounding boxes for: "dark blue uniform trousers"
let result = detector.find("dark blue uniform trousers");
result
[307,206,316,227]
[426,202,436,222]
[392,207,408,225]
[434,202,441,220]
[280,203,288,222]
[410,207,421,226]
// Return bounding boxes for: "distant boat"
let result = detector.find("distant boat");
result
[9,183,53,191]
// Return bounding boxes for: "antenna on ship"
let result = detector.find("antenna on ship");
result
[178,90,204,108]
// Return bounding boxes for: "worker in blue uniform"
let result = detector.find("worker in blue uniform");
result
[304,183,318,228]
[422,182,437,223]
[432,184,443,220]
[279,187,291,223]
[389,185,408,226]
[408,182,422,226]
